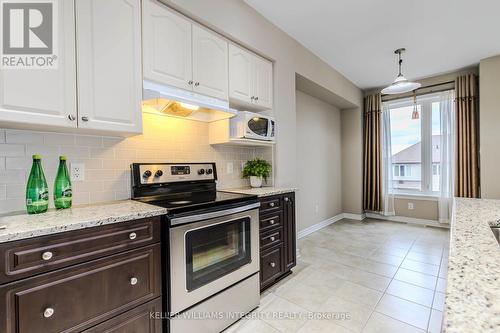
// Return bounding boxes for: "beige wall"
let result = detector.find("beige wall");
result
[161,0,364,214]
[479,55,500,199]
[0,114,272,214]
[296,91,342,232]
[394,198,439,221]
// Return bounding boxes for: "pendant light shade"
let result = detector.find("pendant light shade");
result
[381,48,421,95]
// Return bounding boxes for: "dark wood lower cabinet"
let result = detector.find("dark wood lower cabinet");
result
[259,192,296,291]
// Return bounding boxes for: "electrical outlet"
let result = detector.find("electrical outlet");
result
[70,163,85,181]
[408,202,414,210]
[226,162,233,174]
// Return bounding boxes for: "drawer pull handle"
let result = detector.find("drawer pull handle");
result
[42,251,53,261]
[269,219,275,225]
[270,236,276,242]
[269,202,275,207]
[130,277,138,285]
[43,308,54,318]
[284,197,289,202]
[270,262,276,268]
[129,232,137,240]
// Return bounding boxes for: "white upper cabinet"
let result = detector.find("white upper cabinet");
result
[75,0,143,133]
[228,44,273,110]
[0,0,77,129]
[228,44,253,104]
[192,25,229,100]
[142,0,192,91]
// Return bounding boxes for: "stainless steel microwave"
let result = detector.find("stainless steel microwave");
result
[230,111,275,141]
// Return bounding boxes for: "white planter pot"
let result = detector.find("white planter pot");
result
[249,176,263,188]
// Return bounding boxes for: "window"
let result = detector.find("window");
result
[384,91,450,195]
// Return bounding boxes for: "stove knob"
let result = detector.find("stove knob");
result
[206,169,213,175]
[198,169,205,175]
[143,170,152,178]
[155,170,163,177]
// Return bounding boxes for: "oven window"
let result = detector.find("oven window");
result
[248,117,269,136]
[185,217,251,291]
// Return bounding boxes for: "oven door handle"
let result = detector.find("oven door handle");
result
[169,202,261,226]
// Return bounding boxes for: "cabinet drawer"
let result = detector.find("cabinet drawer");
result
[0,244,161,333]
[260,245,284,287]
[82,298,162,333]
[259,196,281,214]
[0,216,160,284]
[259,212,282,232]
[260,228,282,250]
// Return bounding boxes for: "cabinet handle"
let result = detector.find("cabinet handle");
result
[284,197,289,202]
[188,80,193,85]
[270,262,276,268]
[68,114,76,121]
[251,96,255,100]
[129,232,137,240]
[270,236,275,242]
[254,96,259,101]
[269,202,275,207]
[42,251,53,261]
[194,82,200,86]
[130,277,138,286]
[43,307,54,318]
[269,219,275,225]
[81,116,89,122]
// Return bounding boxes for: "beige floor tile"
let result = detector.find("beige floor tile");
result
[320,295,372,332]
[369,252,405,266]
[362,312,425,333]
[297,319,355,333]
[405,251,442,265]
[333,281,383,309]
[409,244,443,256]
[362,260,399,278]
[348,268,392,292]
[432,292,445,311]
[394,268,437,290]
[374,246,408,258]
[260,296,310,333]
[375,294,431,330]
[428,309,443,333]
[224,319,280,333]
[401,259,440,276]
[386,279,434,307]
[436,278,447,293]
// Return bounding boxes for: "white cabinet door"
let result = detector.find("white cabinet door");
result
[252,56,273,110]
[192,25,228,101]
[228,44,253,104]
[75,0,142,134]
[143,0,192,91]
[0,0,77,128]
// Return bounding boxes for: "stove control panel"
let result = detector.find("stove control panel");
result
[136,163,216,184]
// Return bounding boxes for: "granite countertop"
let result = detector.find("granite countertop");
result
[222,187,296,197]
[0,200,168,244]
[444,198,500,333]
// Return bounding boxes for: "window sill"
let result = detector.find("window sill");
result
[393,193,439,201]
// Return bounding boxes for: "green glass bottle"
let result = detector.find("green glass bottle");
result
[54,156,72,209]
[26,155,49,214]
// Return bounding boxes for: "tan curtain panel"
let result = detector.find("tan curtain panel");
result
[455,74,480,198]
[363,94,382,211]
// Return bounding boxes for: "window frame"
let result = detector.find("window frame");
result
[384,92,445,197]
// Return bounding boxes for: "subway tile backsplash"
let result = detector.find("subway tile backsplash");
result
[0,113,273,214]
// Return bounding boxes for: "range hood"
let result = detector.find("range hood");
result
[142,80,238,122]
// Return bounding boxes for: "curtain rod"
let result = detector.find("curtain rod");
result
[381,80,455,102]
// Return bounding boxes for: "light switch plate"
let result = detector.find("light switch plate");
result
[70,163,85,181]
[408,202,414,210]
[226,162,234,174]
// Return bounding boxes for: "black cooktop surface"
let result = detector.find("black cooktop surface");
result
[136,190,258,215]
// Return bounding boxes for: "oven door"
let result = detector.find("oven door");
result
[245,116,271,140]
[169,204,259,314]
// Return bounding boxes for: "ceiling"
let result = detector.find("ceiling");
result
[244,0,500,89]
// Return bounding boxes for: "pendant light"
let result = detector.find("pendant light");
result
[381,48,421,95]
[411,91,419,120]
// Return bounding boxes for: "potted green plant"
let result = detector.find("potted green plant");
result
[242,158,271,188]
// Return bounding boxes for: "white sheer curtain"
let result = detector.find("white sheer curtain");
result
[381,103,395,216]
[438,90,455,223]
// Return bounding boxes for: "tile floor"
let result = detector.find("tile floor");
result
[226,218,450,333]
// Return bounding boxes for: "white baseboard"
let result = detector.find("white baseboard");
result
[297,213,344,239]
[343,213,366,221]
[365,212,449,228]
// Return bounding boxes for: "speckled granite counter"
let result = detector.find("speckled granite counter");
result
[222,187,296,197]
[0,200,167,243]
[444,198,500,333]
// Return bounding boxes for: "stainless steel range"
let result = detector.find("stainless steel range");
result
[131,163,260,333]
